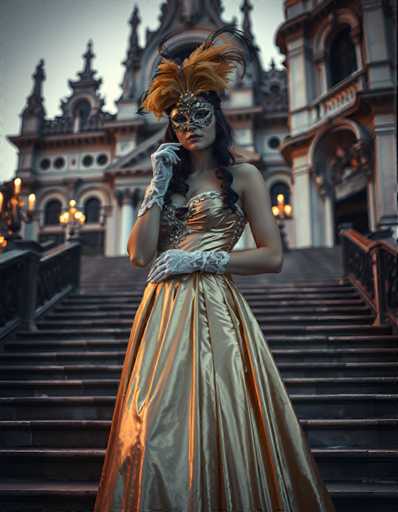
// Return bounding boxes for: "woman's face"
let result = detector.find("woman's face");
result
[170,96,216,151]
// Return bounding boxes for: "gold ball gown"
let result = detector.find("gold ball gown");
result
[93,190,336,512]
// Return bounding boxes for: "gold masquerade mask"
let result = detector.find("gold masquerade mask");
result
[170,92,214,132]
[138,27,248,121]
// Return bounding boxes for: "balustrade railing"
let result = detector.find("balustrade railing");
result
[0,241,81,340]
[340,229,398,329]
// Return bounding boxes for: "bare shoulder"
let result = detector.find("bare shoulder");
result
[228,162,265,204]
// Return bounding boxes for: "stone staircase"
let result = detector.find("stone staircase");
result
[0,252,397,511]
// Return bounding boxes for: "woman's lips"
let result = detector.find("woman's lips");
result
[186,134,202,142]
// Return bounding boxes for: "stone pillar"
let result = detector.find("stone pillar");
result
[286,36,315,134]
[292,156,313,247]
[372,112,398,236]
[361,0,394,89]
[116,189,134,256]
[324,195,335,247]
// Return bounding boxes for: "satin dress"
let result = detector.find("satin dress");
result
[93,190,336,512]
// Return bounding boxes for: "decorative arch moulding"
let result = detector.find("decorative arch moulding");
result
[276,0,360,52]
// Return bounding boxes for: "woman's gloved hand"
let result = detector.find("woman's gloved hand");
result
[146,248,231,283]
[137,142,182,217]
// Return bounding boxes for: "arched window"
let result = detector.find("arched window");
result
[270,182,291,207]
[44,199,62,225]
[328,26,357,87]
[84,196,101,223]
[73,99,91,131]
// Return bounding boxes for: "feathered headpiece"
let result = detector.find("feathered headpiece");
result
[138,26,250,119]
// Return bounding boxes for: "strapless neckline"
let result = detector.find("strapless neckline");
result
[172,190,246,220]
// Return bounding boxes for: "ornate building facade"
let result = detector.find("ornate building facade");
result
[276,0,397,247]
[7,0,291,256]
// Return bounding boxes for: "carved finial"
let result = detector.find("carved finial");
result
[240,0,255,45]
[78,39,97,80]
[22,59,46,122]
[32,59,46,98]
[128,4,141,53]
[118,3,143,102]
[84,40,94,73]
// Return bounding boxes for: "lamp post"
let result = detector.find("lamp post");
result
[272,193,293,252]
[0,177,39,253]
[59,199,86,241]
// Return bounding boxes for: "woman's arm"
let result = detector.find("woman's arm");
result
[127,204,161,268]
[127,142,182,267]
[225,163,283,275]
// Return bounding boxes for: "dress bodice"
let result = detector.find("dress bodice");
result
[158,190,247,254]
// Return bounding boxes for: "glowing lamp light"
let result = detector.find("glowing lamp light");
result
[0,234,7,249]
[13,178,22,195]
[28,193,36,212]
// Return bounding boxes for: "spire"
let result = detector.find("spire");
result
[127,5,141,60]
[68,40,102,92]
[240,0,255,46]
[118,4,143,103]
[78,39,96,80]
[22,59,46,118]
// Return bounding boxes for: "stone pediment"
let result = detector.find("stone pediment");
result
[107,127,167,173]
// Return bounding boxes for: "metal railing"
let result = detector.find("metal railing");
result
[0,241,81,340]
[340,229,398,329]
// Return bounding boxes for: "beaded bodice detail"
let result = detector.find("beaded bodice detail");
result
[158,190,247,254]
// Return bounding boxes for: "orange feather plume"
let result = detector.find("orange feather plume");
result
[140,27,248,119]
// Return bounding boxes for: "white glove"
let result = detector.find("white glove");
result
[137,142,182,217]
[146,248,231,283]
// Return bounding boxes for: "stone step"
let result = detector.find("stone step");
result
[0,448,396,484]
[0,347,396,365]
[64,285,356,299]
[0,479,396,512]
[0,376,396,398]
[36,314,376,330]
[47,304,372,319]
[279,362,398,377]
[63,290,361,304]
[14,325,393,340]
[6,335,398,352]
[0,394,397,420]
[0,418,397,450]
[0,362,396,380]
[55,297,367,312]
[284,377,398,394]
[70,283,355,297]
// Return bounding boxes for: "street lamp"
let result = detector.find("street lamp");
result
[272,193,293,251]
[59,199,86,241]
[0,177,38,253]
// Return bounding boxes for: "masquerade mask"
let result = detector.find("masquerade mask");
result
[138,27,249,120]
[170,93,214,132]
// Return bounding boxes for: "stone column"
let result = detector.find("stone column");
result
[286,35,315,134]
[361,0,394,89]
[292,155,313,247]
[117,189,134,256]
[372,112,398,236]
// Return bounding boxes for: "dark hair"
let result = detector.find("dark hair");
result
[162,91,240,214]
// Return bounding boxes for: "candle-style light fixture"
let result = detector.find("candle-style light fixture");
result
[0,177,38,252]
[272,193,293,219]
[59,199,86,241]
[272,193,292,252]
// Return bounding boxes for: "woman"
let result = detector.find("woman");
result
[93,28,336,511]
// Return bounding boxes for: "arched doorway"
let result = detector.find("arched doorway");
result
[310,121,373,245]
[334,186,369,244]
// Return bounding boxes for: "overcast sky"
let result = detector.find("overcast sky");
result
[0,0,285,182]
